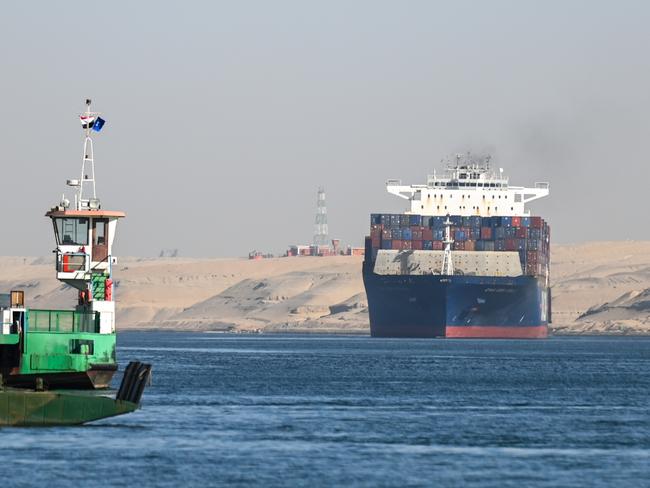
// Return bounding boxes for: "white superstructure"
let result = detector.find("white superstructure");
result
[386,153,549,217]
[45,100,124,334]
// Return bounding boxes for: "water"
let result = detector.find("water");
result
[4,333,650,487]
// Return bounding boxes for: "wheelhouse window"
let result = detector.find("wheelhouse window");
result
[94,219,107,246]
[54,218,89,245]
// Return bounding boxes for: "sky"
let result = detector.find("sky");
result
[1,1,649,257]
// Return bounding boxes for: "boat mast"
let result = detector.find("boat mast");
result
[77,99,99,210]
[441,215,454,276]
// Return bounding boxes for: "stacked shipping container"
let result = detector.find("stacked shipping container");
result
[369,214,550,277]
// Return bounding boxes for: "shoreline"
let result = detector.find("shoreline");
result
[117,326,650,337]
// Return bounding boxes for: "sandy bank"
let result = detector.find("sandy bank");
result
[1,241,649,335]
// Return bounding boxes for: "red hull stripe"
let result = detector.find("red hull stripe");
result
[445,325,548,339]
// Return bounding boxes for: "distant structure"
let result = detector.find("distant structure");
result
[159,249,179,258]
[313,187,329,247]
[283,186,362,258]
[248,250,274,260]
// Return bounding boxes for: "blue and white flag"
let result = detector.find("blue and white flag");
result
[92,117,106,132]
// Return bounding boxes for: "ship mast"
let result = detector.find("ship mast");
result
[74,99,100,211]
[441,215,454,275]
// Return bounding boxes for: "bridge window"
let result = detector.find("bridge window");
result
[53,218,89,246]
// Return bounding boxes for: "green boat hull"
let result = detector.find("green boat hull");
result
[0,389,138,426]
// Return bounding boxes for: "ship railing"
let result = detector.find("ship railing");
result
[534,182,550,189]
[55,252,89,273]
[27,309,100,333]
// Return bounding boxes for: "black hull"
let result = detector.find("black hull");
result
[363,265,550,339]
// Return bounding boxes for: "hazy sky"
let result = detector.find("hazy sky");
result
[2,1,649,257]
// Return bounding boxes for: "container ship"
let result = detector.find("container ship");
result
[362,154,551,338]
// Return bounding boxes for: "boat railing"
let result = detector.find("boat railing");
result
[55,252,88,273]
[28,309,100,333]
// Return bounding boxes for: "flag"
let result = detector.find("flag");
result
[80,115,95,129]
[92,117,106,132]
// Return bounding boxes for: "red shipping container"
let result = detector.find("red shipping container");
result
[512,216,521,227]
[432,241,444,250]
[465,240,476,251]
[516,227,529,239]
[412,240,423,250]
[453,241,465,251]
[371,228,382,239]
[480,227,492,239]
[412,230,423,240]
[371,224,383,231]
[382,229,391,239]
[530,216,542,228]
[505,239,517,251]
[422,228,433,240]
[392,240,403,250]
[371,236,381,247]
[402,240,412,250]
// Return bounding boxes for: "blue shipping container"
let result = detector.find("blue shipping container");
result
[409,215,421,226]
[430,216,445,229]
[450,216,462,226]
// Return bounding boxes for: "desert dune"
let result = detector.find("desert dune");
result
[1,241,648,335]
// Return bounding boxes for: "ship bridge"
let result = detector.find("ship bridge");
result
[386,154,549,217]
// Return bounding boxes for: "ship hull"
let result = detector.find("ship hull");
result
[4,366,116,390]
[363,269,549,338]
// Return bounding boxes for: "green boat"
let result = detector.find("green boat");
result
[0,100,151,425]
